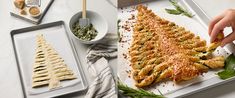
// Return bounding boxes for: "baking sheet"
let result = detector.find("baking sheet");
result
[10,0,54,24]
[11,21,87,98]
[118,0,152,8]
[117,1,234,97]
[191,0,235,19]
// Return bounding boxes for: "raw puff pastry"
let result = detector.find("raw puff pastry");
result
[129,5,225,87]
[32,34,76,89]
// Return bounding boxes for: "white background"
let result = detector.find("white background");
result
[0,0,235,98]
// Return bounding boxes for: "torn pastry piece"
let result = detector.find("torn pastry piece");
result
[32,34,76,89]
[14,0,25,9]
[207,42,221,52]
[129,5,225,87]
[207,32,224,52]
[199,56,225,69]
[20,9,27,15]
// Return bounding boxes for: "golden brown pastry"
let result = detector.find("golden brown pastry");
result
[20,9,27,15]
[14,0,25,9]
[129,5,225,88]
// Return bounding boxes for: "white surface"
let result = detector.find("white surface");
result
[117,2,230,97]
[0,0,117,98]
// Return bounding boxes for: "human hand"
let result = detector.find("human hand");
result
[208,9,235,47]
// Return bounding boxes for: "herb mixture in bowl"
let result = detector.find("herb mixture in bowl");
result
[72,21,98,41]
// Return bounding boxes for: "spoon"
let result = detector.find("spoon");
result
[79,0,90,27]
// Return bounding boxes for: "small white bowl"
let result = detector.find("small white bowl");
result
[69,11,108,44]
[28,6,41,18]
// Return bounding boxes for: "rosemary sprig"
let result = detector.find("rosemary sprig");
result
[118,81,164,98]
[165,9,181,15]
[117,19,121,41]
[165,0,194,18]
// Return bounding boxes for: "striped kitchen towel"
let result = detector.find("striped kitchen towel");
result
[85,34,118,98]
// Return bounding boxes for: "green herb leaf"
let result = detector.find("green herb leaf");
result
[225,54,235,70]
[169,0,184,12]
[165,9,182,15]
[182,12,194,18]
[118,81,164,98]
[217,54,235,79]
[117,19,121,41]
[166,0,194,18]
[218,69,235,79]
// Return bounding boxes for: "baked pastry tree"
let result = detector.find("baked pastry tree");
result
[129,5,225,88]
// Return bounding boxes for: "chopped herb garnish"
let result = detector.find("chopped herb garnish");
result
[72,21,98,41]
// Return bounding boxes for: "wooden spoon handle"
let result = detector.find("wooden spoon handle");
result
[82,0,86,18]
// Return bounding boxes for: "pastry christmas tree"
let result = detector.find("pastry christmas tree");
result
[129,5,224,87]
[32,34,76,89]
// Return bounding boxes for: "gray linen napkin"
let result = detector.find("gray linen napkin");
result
[85,33,118,98]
